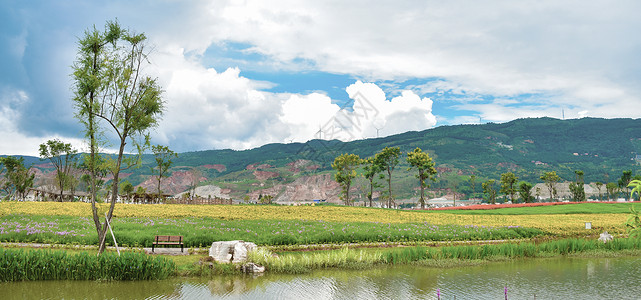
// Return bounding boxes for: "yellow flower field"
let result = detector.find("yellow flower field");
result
[0,202,628,236]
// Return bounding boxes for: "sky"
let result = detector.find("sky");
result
[1,0,640,156]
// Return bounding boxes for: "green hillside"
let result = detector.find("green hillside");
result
[175,117,641,180]
[11,117,641,199]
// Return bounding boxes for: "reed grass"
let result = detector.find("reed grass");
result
[249,238,641,274]
[0,248,175,281]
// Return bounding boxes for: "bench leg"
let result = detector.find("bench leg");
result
[181,244,183,252]
[152,244,155,252]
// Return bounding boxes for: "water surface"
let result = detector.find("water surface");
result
[3,256,640,299]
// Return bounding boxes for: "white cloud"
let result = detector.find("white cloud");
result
[149,44,437,151]
[175,0,641,117]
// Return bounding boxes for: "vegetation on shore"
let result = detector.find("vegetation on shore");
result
[0,248,174,281]
[246,238,641,274]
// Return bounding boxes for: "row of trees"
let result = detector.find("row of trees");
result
[332,147,437,209]
[480,169,640,203]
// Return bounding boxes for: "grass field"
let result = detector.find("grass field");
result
[1,202,637,246]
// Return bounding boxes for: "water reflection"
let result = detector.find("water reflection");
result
[2,257,641,299]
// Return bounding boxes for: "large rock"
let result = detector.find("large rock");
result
[241,262,265,273]
[598,231,613,243]
[209,240,257,263]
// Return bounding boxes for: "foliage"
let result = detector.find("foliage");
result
[151,145,177,201]
[0,156,35,200]
[249,237,641,274]
[0,213,542,247]
[407,147,437,209]
[625,206,641,238]
[595,182,604,200]
[569,170,586,201]
[540,171,560,201]
[499,172,518,203]
[606,182,619,200]
[482,179,497,204]
[518,181,534,203]
[0,248,175,281]
[332,153,361,206]
[374,147,401,208]
[619,170,633,200]
[39,139,78,200]
[361,157,383,207]
[72,19,164,254]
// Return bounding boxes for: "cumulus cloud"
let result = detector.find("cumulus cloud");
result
[149,44,437,151]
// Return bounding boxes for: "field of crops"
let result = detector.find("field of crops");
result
[0,202,634,244]
[0,214,541,247]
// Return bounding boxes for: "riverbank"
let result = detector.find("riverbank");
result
[3,237,641,280]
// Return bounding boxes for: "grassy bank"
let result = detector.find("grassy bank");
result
[0,248,175,281]
[246,238,641,274]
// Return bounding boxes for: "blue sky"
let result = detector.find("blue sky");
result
[1,0,640,155]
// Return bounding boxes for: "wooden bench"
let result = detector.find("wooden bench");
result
[152,235,184,252]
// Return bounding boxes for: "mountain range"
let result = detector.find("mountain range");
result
[13,117,641,202]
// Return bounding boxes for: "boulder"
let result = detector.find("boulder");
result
[598,231,613,243]
[209,240,257,263]
[241,262,265,273]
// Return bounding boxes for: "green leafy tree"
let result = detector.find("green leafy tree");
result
[499,172,518,203]
[618,170,633,200]
[482,179,497,204]
[540,171,560,201]
[468,174,477,198]
[606,182,619,200]
[406,147,437,209]
[0,156,35,201]
[332,153,361,206]
[518,181,534,203]
[151,145,177,203]
[39,139,78,201]
[72,20,164,254]
[595,182,603,201]
[120,180,134,203]
[569,170,586,202]
[374,147,401,208]
[362,157,382,207]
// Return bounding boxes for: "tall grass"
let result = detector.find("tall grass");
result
[0,248,175,281]
[249,238,641,274]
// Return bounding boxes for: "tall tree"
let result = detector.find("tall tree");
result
[0,156,35,200]
[406,147,437,209]
[499,172,518,203]
[540,171,560,201]
[362,157,382,207]
[332,153,361,206]
[482,179,497,204]
[518,181,534,203]
[468,174,477,198]
[569,170,586,202]
[39,139,78,201]
[374,147,401,208]
[151,145,177,203]
[606,182,619,200]
[595,182,603,201]
[72,20,164,254]
[618,170,633,200]
[120,180,134,203]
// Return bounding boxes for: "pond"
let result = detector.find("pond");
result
[3,256,641,299]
